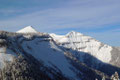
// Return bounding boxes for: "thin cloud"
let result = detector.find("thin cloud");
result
[0,0,120,31]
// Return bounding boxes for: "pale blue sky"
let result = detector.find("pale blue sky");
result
[0,0,120,46]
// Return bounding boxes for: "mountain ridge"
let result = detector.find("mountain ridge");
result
[0,26,119,80]
[0,30,109,80]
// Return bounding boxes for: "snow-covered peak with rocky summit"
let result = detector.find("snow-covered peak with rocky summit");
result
[17,26,38,33]
[50,31,112,63]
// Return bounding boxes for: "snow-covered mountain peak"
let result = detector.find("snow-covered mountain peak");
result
[17,26,38,33]
[50,32,112,63]
[66,31,83,36]
[50,31,93,44]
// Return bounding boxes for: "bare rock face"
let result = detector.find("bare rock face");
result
[0,39,7,46]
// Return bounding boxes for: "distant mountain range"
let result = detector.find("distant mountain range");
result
[0,26,119,80]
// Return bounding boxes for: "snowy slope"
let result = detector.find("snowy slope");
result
[20,37,76,79]
[17,26,38,33]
